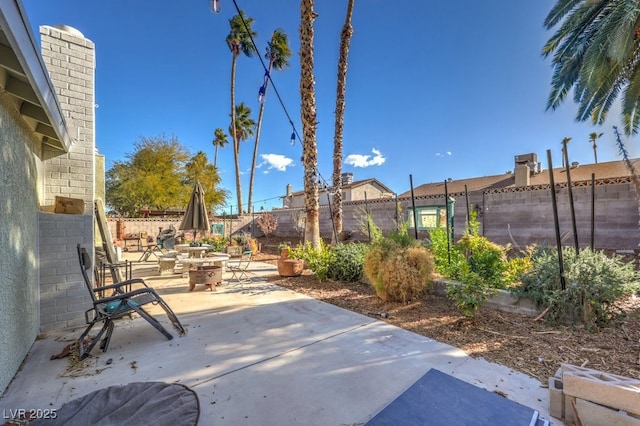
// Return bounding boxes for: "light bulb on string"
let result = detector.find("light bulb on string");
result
[290,132,296,145]
[209,0,221,13]
[258,86,266,103]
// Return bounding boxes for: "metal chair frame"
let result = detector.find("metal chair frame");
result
[227,250,253,282]
[76,244,186,359]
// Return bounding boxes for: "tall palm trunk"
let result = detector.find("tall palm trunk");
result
[300,0,320,249]
[332,0,355,243]
[248,62,273,214]
[213,145,219,167]
[230,54,243,215]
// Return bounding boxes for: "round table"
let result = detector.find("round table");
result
[174,244,213,258]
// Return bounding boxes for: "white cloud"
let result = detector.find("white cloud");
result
[344,148,386,167]
[260,154,294,172]
[436,151,453,157]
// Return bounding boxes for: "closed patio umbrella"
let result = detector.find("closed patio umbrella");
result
[179,181,211,240]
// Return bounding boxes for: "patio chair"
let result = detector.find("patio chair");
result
[227,250,252,282]
[138,243,164,262]
[76,244,186,359]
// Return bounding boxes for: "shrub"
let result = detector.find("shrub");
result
[431,212,526,319]
[428,226,465,280]
[290,240,333,281]
[256,213,278,236]
[199,236,228,252]
[518,247,640,328]
[445,266,496,321]
[326,243,369,282]
[457,232,508,289]
[363,232,434,302]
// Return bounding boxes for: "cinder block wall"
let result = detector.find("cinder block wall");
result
[38,25,96,331]
[483,183,640,250]
[265,181,640,251]
[38,214,93,331]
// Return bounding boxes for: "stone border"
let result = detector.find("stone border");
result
[432,279,540,317]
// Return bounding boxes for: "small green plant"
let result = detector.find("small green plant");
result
[456,230,508,289]
[431,211,523,318]
[518,247,639,328]
[290,240,333,280]
[199,236,228,252]
[326,243,369,282]
[428,226,465,280]
[277,241,291,251]
[358,211,383,242]
[445,266,497,321]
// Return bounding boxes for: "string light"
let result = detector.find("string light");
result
[290,130,296,146]
[258,71,269,103]
[209,0,221,13]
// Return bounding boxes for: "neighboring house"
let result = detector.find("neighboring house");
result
[0,0,98,394]
[282,173,395,208]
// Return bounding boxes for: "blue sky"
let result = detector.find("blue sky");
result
[22,0,631,212]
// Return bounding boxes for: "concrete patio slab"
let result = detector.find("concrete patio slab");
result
[0,258,559,425]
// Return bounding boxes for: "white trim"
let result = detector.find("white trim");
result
[0,0,71,151]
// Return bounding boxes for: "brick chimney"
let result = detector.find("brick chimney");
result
[514,163,530,187]
[39,24,95,208]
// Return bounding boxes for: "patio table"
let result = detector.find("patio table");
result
[174,244,213,258]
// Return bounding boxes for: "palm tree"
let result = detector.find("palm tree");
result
[212,128,228,168]
[300,0,321,249]
[247,29,292,214]
[226,11,257,214]
[589,132,603,164]
[228,103,256,213]
[332,0,355,242]
[542,0,640,135]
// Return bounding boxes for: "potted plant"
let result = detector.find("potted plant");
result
[278,242,292,259]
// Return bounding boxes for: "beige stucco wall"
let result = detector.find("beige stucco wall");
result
[0,91,43,393]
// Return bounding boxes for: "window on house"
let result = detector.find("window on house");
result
[407,206,447,230]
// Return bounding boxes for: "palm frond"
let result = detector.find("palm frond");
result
[544,0,585,29]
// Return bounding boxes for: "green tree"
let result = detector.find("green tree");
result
[300,0,321,249]
[229,102,256,213]
[184,151,228,209]
[226,11,257,214]
[332,0,356,242]
[229,102,256,149]
[212,128,228,168]
[105,135,227,217]
[543,0,640,135]
[248,29,292,214]
[106,134,189,216]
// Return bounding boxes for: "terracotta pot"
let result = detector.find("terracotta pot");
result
[280,248,290,259]
[277,259,303,277]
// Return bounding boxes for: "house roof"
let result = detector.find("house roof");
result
[398,159,640,198]
[286,177,395,198]
[0,0,71,151]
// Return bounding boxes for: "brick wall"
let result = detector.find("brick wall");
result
[38,213,93,331]
[38,25,96,330]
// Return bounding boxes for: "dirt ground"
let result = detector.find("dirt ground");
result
[254,236,640,385]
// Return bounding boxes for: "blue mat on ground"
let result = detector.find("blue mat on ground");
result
[366,368,543,426]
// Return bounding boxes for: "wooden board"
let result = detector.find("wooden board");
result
[94,199,123,282]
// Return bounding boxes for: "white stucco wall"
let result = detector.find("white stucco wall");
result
[0,91,42,393]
